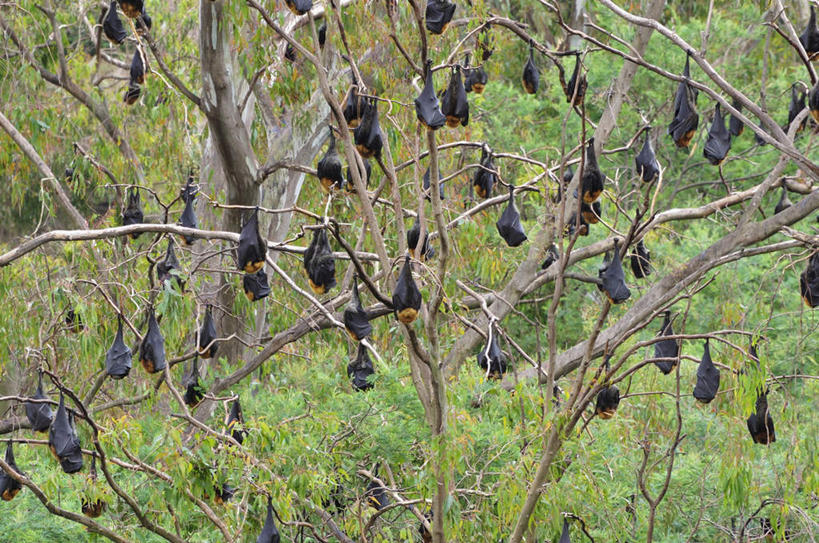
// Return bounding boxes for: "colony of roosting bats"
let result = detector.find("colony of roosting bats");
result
[3,0,819,540]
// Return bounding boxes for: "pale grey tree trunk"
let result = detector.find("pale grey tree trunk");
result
[196,0,335,383]
[569,0,586,50]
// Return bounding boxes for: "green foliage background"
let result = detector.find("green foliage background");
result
[0,0,817,541]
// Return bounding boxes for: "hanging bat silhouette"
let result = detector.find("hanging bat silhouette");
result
[597,240,631,304]
[117,0,143,18]
[566,211,589,237]
[81,456,105,517]
[668,53,699,148]
[580,201,601,225]
[496,186,527,247]
[105,316,132,379]
[318,23,326,48]
[140,308,166,374]
[102,1,127,44]
[393,255,422,324]
[303,226,319,277]
[25,372,53,432]
[419,510,433,543]
[179,178,198,245]
[180,173,198,203]
[365,475,390,511]
[346,158,371,192]
[343,79,367,128]
[157,238,183,289]
[759,518,774,539]
[800,6,819,56]
[347,343,375,391]
[81,497,105,518]
[757,518,791,542]
[285,0,312,16]
[703,104,731,165]
[317,127,345,192]
[65,307,84,333]
[552,166,573,203]
[477,327,507,379]
[407,217,434,261]
[321,482,346,512]
[425,0,456,35]
[415,61,447,130]
[541,243,559,270]
[559,518,573,543]
[774,186,793,215]
[306,228,336,294]
[786,83,807,133]
[635,129,660,182]
[746,391,776,445]
[692,339,720,403]
[521,45,540,94]
[473,148,496,199]
[563,166,574,184]
[464,64,488,94]
[630,239,652,279]
[130,49,145,85]
[122,187,144,238]
[198,305,218,359]
[595,356,620,419]
[423,167,445,201]
[595,384,620,420]
[344,276,372,341]
[809,79,819,124]
[49,393,84,474]
[800,251,819,307]
[748,338,760,365]
[256,497,281,543]
[653,311,678,374]
[564,52,586,105]
[237,207,267,274]
[753,124,768,146]
[214,482,236,505]
[729,98,744,136]
[354,97,383,158]
[477,25,494,60]
[441,65,469,127]
[580,138,604,203]
[226,398,246,445]
[183,357,204,407]
[136,6,151,33]
[123,81,141,105]
[244,270,271,302]
[0,441,23,501]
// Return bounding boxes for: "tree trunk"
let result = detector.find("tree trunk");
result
[568,0,586,50]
